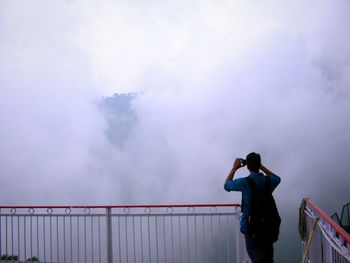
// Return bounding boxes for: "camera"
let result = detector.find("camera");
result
[240,159,246,167]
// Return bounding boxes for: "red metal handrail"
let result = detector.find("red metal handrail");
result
[305,198,350,244]
[0,203,240,209]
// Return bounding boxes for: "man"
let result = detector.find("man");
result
[224,152,281,263]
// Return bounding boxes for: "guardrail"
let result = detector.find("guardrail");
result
[300,198,350,263]
[331,202,350,235]
[0,204,248,263]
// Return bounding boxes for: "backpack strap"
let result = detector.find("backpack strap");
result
[245,176,258,193]
[246,176,271,194]
[242,176,271,211]
[242,177,257,212]
[264,176,272,193]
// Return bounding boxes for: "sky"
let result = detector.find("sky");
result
[1,0,350,262]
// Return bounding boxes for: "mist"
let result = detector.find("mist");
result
[1,0,350,262]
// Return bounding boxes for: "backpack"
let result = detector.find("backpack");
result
[245,176,281,246]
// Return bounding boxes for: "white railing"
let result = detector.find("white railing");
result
[300,198,350,263]
[0,204,249,263]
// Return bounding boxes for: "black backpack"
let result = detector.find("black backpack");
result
[245,176,281,246]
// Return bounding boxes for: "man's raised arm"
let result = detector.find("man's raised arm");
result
[260,164,276,176]
[225,158,244,183]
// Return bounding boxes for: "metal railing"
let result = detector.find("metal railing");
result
[0,204,249,263]
[300,198,350,262]
[332,202,350,235]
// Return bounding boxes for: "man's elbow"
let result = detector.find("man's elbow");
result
[224,183,231,192]
[275,175,281,185]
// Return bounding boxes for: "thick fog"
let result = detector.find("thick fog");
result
[1,0,350,262]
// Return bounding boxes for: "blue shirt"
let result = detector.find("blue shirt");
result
[224,172,281,233]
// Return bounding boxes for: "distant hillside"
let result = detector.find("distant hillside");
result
[99,93,137,145]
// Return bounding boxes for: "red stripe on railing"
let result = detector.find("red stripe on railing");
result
[0,203,240,209]
[305,198,350,244]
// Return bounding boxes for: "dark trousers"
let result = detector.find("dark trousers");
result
[245,235,274,263]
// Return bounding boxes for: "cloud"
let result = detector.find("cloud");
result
[70,0,281,94]
[1,0,350,262]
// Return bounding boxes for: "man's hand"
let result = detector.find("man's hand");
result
[233,158,244,171]
[260,164,275,176]
[225,158,244,183]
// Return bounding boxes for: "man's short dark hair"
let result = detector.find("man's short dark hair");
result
[246,152,261,172]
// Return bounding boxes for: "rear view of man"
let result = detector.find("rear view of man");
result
[224,152,281,263]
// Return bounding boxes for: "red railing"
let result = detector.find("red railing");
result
[0,203,240,209]
[301,198,350,262]
[0,203,246,263]
[305,198,350,244]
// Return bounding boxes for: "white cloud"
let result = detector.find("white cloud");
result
[70,0,281,94]
[1,1,350,261]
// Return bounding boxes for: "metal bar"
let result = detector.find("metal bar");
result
[91,216,94,263]
[140,216,144,263]
[155,216,159,263]
[186,215,190,263]
[0,204,240,209]
[84,215,87,263]
[30,215,33,261]
[219,215,222,263]
[178,215,182,262]
[37,215,39,262]
[226,215,230,263]
[162,215,167,263]
[132,215,136,263]
[64,215,66,263]
[194,215,198,263]
[210,214,214,262]
[77,215,80,263]
[70,216,73,263]
[50,215,52,263]
[5,215,8,259]
[24,215,27,261]
[202,215,206,263]
[56,215,59,262]
[118,215,122,263]
[147,215,151,263]
[170,216,174,263]
[98,216,101,263]
[0,208,2,255]
[125,215,129,263]
[11,214,13,259]
[43,215,46,262]
[18,216,20,261]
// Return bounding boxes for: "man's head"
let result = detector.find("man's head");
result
[246,152,261,172]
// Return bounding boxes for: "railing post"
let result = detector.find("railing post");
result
[235,207,241,263]
[0,208,2,255]
[106,207,113,263]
